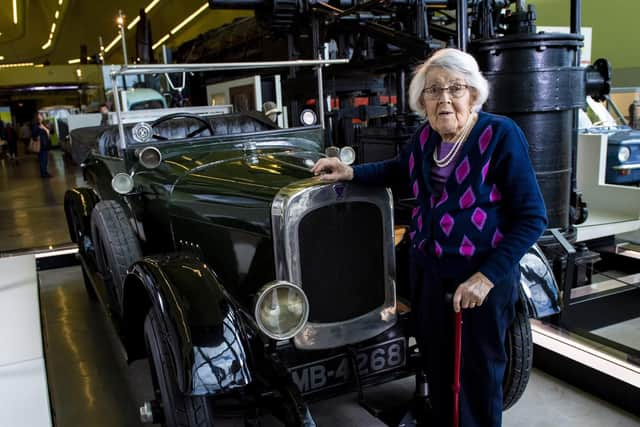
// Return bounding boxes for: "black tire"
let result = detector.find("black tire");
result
[144,312,215,427]
[502,309,533,410]
[90,200,141,311]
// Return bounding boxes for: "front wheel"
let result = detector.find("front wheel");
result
[144,312,215,427]
[502,309,533,410]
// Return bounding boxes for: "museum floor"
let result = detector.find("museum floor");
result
[1,148,639,426]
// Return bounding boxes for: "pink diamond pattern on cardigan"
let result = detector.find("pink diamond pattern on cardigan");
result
[455,156,471,184]
[409,231,416,241]
[420,126,430,150]
[430,195,435,208]
[479,125,493,154]
[412,206,420,218]
[459,235,476,257]
[412,180,420,198]
[436,188,448,208]
[439,213,455,236]
[490,184,502,202]
[434,240,443,257]
[481,159,490,183]
[459,187,476,209]
[409,152,415,175]
[418,239,426,251]
[492,228,504,248]
[417,215,423,231]
[471,207,487,231]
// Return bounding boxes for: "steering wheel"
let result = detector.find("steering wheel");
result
[150,113,214,140]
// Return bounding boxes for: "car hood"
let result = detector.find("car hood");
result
[167,144,325,235]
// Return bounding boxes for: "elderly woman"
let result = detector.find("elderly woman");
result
[311,48,547,426]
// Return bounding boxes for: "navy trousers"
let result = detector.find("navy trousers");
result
[411,258,518,427]
[38,150,49,177]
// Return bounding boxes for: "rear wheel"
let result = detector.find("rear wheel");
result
[144,312,215,427]
[502,309,533,410]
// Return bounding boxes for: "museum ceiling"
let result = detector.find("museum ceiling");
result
[0,0,248,66]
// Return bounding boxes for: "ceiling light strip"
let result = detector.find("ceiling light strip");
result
[68,58,81,64]
[127,16,141,30]
[170,2,208,35]
[13,0,18,24]
[0,62,35,69]
[127,0,162,30]
[145,0,161,13]
[41,40,52,50]
[152,34,170,50]
[105,34,122,53]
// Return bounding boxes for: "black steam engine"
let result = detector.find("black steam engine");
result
[175,0,611,312]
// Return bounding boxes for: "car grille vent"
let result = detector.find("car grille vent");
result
[298,201,386,323]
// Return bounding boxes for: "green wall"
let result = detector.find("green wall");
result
[530,0,639,86]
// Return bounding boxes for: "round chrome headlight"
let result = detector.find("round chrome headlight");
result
[339,146,356,165]
[137,146,162,169]
[111,173,134,194]
[618,146,631,162]
[254,281,309,340]
[300,109,317,126]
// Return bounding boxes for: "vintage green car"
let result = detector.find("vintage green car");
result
[63,63,560,427]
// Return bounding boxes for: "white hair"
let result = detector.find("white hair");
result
[408,48,489,116]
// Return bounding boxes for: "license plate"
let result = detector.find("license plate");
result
[289,337,406,394]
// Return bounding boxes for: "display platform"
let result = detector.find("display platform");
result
[0,254,52,427]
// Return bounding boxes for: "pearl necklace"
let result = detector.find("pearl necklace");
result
[433,112,478,168]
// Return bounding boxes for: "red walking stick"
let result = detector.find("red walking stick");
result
[452,309,463,427]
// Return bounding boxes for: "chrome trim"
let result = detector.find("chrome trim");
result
[272,179,397,350]
[612,163,640,170]
[113,59,350,76]
[111,172,134,194]
[137,146,162,169]
[253,280,310,340]
[132,122,153,143]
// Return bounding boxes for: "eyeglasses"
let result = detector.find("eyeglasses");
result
[422,84,469,100]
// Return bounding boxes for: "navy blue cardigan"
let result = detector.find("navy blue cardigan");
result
[353,112,548,286]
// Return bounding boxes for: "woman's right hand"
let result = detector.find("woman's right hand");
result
[311,157,354,182]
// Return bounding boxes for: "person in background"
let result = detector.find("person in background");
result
[5,123,18,161]
[262,101,281,124]
[311,48,547,426]
[32,113,52,178]
[19,122,31,147]
[99,104,110,126]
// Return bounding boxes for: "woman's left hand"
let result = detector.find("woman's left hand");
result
[453,272,494,312]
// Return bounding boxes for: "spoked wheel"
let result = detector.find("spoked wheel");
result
[144,312,215,427]
[502,309,533,410]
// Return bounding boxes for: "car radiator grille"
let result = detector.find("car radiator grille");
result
[298,201,386,323]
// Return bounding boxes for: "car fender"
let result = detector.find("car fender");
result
[123,254,253,396]
[64,187,99,246]
[518,244,561,319]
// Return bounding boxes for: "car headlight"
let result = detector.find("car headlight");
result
[254,281,309,340]
[111,173,134,194]
[618,146,631,162]
[300,109,317,126]
[339,146,356,165]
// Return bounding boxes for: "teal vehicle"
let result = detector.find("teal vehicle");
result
[107,87,167,111]
[63,62,555,427]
